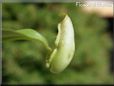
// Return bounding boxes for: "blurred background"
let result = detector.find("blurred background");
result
[2,2,114,84]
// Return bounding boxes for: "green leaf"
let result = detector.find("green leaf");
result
[2,29,51,51]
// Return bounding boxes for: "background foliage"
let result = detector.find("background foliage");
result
[2,3,113,84]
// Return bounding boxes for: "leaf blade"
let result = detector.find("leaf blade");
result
[3,29,51,51]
